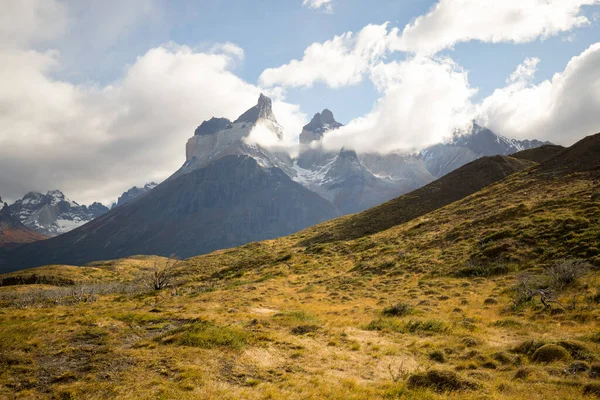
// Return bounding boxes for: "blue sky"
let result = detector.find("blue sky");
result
[48,0,600,123]
[1,0,600,205]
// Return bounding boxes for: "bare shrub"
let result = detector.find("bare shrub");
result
[511,259,591,309]
[545,259,589,289]
[145,256,180,291]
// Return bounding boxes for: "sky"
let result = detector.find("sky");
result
[1,0,600,205]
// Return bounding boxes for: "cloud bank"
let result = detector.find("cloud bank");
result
[0,43,304,205]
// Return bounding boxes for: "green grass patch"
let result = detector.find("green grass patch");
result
[159,320,250,350]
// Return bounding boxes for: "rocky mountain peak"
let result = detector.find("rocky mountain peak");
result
[300,109,343,145]
[234,93,277,124]
[194,117,233,136]
[338,147,358,160]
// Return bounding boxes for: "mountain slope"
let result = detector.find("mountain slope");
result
[0,155,336,272]
[300,155,536,245]
[511,144,566,163]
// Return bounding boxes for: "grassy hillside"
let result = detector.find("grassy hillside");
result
[0,134,599,399]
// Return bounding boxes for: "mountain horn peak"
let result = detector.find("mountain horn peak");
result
[234,93,277,124]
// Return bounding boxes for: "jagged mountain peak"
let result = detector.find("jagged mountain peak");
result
[338,147,358,160]
[304,109,341,132]
[300,108,343,145]
[234,93,277,125]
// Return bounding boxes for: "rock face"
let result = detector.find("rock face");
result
[184,94,289,175]
[114,183,158,208]
[8,191,109,237]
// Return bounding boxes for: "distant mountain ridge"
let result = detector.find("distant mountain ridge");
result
[7,190,108,237]
[113,182,158,208]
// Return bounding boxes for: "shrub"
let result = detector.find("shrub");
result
[429,350,446,363]
[531,344,571,363]
[407,369,478,392]
[567,361,590,374]
[545,259,590,289]
[483,298,498,305]
[291,325,320,335]
[382,302,413,317]
[513,367,533,380]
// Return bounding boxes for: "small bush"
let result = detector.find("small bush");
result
[567,361,590,374]
[513,367,533,380]
[407,369,478,392]
[531,344,571,363]
[429,350,446,363]
[545,259,590,289]
[291,325,320,335]
[483,298,498,305]
[382,302,413,317]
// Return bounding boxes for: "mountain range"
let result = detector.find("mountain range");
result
[0,94,550,271]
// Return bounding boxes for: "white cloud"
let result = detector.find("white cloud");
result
[0,44,304,205]
[259,23,399,88]
[395,0,600,54]
[303,0,333,13]
[0,0,67,48]
[508,57,540,83]
[321,56,476,153]
[478,42,600,145]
